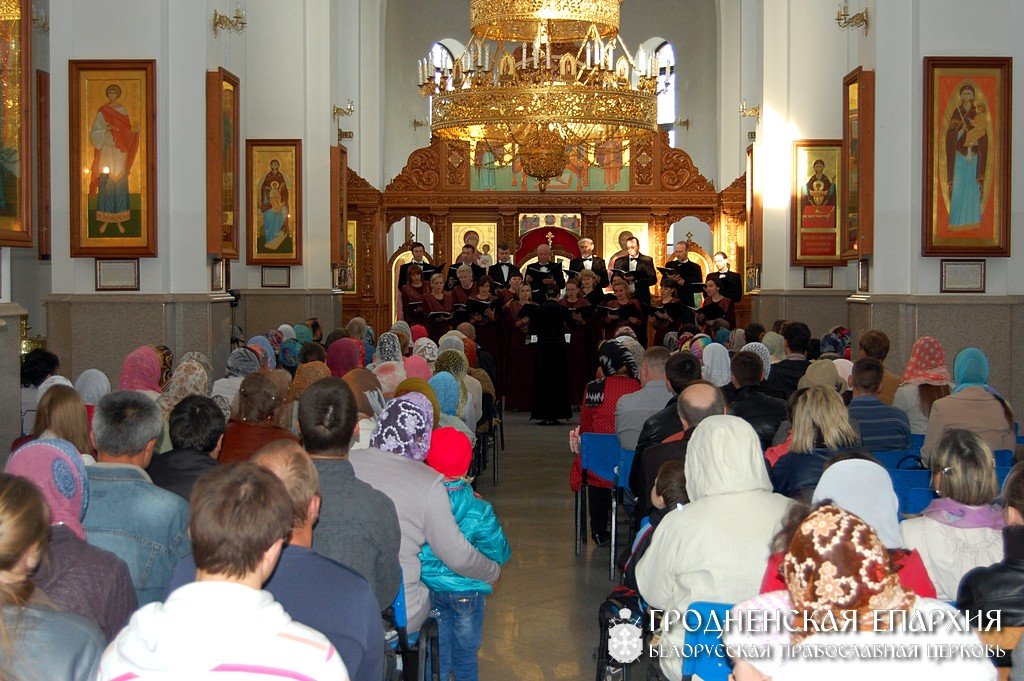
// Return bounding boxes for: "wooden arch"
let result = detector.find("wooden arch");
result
[345,132,749,333]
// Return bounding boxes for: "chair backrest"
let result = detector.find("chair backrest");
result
[680,601,732,681]
[910,433,926,449]
[581,432,623,482]
[888,469,932,516]
[903,487,937,515]
[994,449,1014,468]
[616,447,636,493]
[390,573,408,630]
[873,449,923,470]
[998,466,1013,490]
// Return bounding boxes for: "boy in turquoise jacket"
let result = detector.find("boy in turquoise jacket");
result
[419,427,510,681]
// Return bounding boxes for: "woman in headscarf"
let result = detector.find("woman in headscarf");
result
[6,439,137,641]
[613,336,644,380]
[266,368,295,431]
[761,331,786,364]
[152,345,174,390]
[743,341,773,382]
[902,428,1005,600]
[759,458,936,597]
[327,338,364,378]
[247,335,277,370]
[155,358,212,451]
[713,326,731,346]
[219,372,299,464]
[728,327,746,351]
[341,368,385,450]
[345,317,374,361]
[751,505,993,681]
[571,341,641,546]
[635,416,792,681]
[410,324,428,343]
[435,349,481,428]
[74,369,110,406]
[894,336,954,435]
[118,346,164,399]
[413,337,439,369]
[264,329,284,356]
[369,393,434,462]
[832,357,854,404]
[681,333,712,364]
[391,321,412,348]
[212,347,260,409]
[277,324,296,341]
[428,372,477,446]
[293,323,314,345]
[700,343,732,390]
[285,359,331,434]
[403,355,433,382]
[278,338,302,375]
[921,347,1015,462]
[374,332,403,366]
[394,378,440,425]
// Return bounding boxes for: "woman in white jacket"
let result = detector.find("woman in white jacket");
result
[635,414,793,681]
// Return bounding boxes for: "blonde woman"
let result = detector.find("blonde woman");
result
[423,272,455,341]
[769,385,861,500]
[901,428,1004,600]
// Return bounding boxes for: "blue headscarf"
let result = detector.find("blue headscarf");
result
[429,372,460,416]
[279,338,302,369]
[952,347,997,395]
[293,324,314,345]
[247,335,277,369]
[714,328,731,346]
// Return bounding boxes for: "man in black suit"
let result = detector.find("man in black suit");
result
[487,242,521,289]
[524,244,565,303]
[617,236,657,306]
[397,242,430,289]
[660,241,704,302]
[568,237,608,288]
[711,251,743,303]
[445,243,486,290]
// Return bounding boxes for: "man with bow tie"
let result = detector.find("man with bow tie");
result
[618,237,657,306]
[524,244,565,303]
[487,242,521,289]
[568,237,609,289]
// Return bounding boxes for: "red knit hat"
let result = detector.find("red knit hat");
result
[426,427,473,478]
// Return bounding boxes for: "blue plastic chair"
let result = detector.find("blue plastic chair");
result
[889,469,932,516]
[680,602,732,681]
[873,449,923,470]
[998,466,1013,489]
[577,433,634,580]
[386,574,439,681]
[910,434,926,449]
[994,450,1015,468]
[903,487,937,515]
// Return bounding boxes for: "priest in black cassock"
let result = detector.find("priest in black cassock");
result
[660,240,704,301]
[530,286,572,425]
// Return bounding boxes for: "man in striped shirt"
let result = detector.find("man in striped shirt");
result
[847,357,912,451]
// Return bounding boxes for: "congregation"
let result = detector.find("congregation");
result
[4,283,1023,680]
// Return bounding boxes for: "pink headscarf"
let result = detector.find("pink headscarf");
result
[901,336,952,385]
[327,338,363,377]
[411,324,429,342]
[119,346,163,393]
[404,355,433,381]
[6,439,89,539]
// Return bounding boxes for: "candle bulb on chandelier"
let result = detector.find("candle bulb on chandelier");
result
[585,43,591,69]
[521,42,527,69]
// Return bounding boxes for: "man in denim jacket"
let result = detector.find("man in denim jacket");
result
[83,391,190,605]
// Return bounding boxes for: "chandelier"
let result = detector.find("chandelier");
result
[417,0,667,191]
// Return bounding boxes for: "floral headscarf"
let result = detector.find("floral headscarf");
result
[700,343,732,387]
[157,359,211,419]
[119,346,164,393]
[247,336,277,369]
[390,321,412,343]
[74,369,111,406]
[683,334,712,363]
[152,345,174,389]
[6,439,89,539]
[429,372,461,417]
[369,393,434,461]
[375,332,403,364]
[265,329,284,353]
[783,504,915,643]
[394,378,441,426]
[293,324,314,345]
[901,336,951,386]
[177,352,214,392]
[226,347,261,378]
[413,338,439,366]
[743,342,773,380]
[279,339,302,369]
[286,361,331,403]
[327,338,363,378]
[586,341,638,407]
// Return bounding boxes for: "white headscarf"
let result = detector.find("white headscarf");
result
[277,324,296,341]
[685,415,772,501]
[37,375,74,402]
[832,358,854,390]
[701,343,732,387]
[74,369,111,406]
[811,459,903,549]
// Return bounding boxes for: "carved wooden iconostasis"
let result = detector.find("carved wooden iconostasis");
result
[345,132,749,334]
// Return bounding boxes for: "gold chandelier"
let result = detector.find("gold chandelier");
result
[417,0,666,191]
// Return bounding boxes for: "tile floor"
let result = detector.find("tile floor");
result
[475,412,618,681]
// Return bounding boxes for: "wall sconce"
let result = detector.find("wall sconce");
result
[412,118,429,130]
[739,100,760,120]
[674,118,691,130]
[836,3,869,35]
[212,4,246,37]
[31,7,48,33]
[332,100,355,118]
